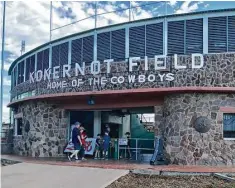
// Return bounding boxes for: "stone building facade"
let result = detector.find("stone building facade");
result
[13,101,69,157]
[10,53,235,98]
[163,93,235,165]
[12,93,235,166]
[8,9,235,165]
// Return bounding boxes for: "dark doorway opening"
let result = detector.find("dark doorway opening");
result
[101,123,120,138]
[70,111,94,137]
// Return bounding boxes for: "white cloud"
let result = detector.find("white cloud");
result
[2,86,10,123]
[2,103,10,123]
[3,77,11,86]
[0,1,50,57]
[131,1,139,7]
[3,93,9,99]
[0,77,11,86]
[120,3,128,9]
[0,1,157,123]
[1,1,156,57]
[3,62,11,71]
[168,0,177,7]
[3,53,17,71]
[175,1,199,14]
[52,1,63,9]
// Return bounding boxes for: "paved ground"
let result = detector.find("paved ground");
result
[2,163,128,188]
[2,155,235,173]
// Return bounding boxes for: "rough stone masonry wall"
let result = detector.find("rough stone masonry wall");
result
[11,53,235,99]
[13,101,69,157]
[163,93,235,166]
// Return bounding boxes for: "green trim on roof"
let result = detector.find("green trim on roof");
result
[8,8,235,75]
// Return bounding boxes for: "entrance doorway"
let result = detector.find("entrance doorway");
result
[70,111,94,137]
[101,123,120,138]
[69,107,156,160]
[69,107,155,139]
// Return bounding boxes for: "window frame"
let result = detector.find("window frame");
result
[223,113,235,140]
[14,118,23,136]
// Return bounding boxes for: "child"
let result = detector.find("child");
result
[80,127,87,160]
[94,134,101,159]
[102,131,111,160]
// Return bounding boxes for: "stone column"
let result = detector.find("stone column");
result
[122,115,130,137]
[13,101,69,157]
[154,106,164,138]
[93,111,101,137]
[163,93,235,166]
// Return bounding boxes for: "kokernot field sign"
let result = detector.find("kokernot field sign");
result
[29,54,204,89]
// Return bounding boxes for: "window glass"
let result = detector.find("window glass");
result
[15,118,23,136]
[223,113,235,138]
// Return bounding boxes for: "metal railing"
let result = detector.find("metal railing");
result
[1,131,7,142]
[1,129,14,144]
[117,138,154,161]
[50,1,167,41]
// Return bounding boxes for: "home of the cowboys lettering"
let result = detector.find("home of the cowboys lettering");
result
[29,53,204,89]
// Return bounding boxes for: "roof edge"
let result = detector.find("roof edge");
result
[7,86,235,108]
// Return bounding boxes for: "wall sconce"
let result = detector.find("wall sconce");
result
[88,96,95,105]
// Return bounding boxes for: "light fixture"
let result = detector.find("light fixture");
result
[88,96,95,105]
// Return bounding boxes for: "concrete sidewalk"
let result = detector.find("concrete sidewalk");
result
[2,163,128,188]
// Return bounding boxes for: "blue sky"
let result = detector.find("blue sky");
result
[1,1,235,123]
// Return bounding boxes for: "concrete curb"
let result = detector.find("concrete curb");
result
[131,169,160,175]
[130,170,212,176]
[101,170,129,188]
[160,171,212,176]
[130,169,235,177]
[213,173,235,182]
[1,157,23,162]
[1,158,22,166]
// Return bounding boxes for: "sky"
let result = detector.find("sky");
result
[1,1,235,123]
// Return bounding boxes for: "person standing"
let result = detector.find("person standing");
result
[64,124,76,156]
[102,131,111,160]
[68,122,82,161]
[94,134,102,159]
[80,127,87,160]
[105,124,110,134]
[125,132,132,159]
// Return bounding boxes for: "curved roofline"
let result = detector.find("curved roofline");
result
[8,8,235,75]
[7,86,235,107]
